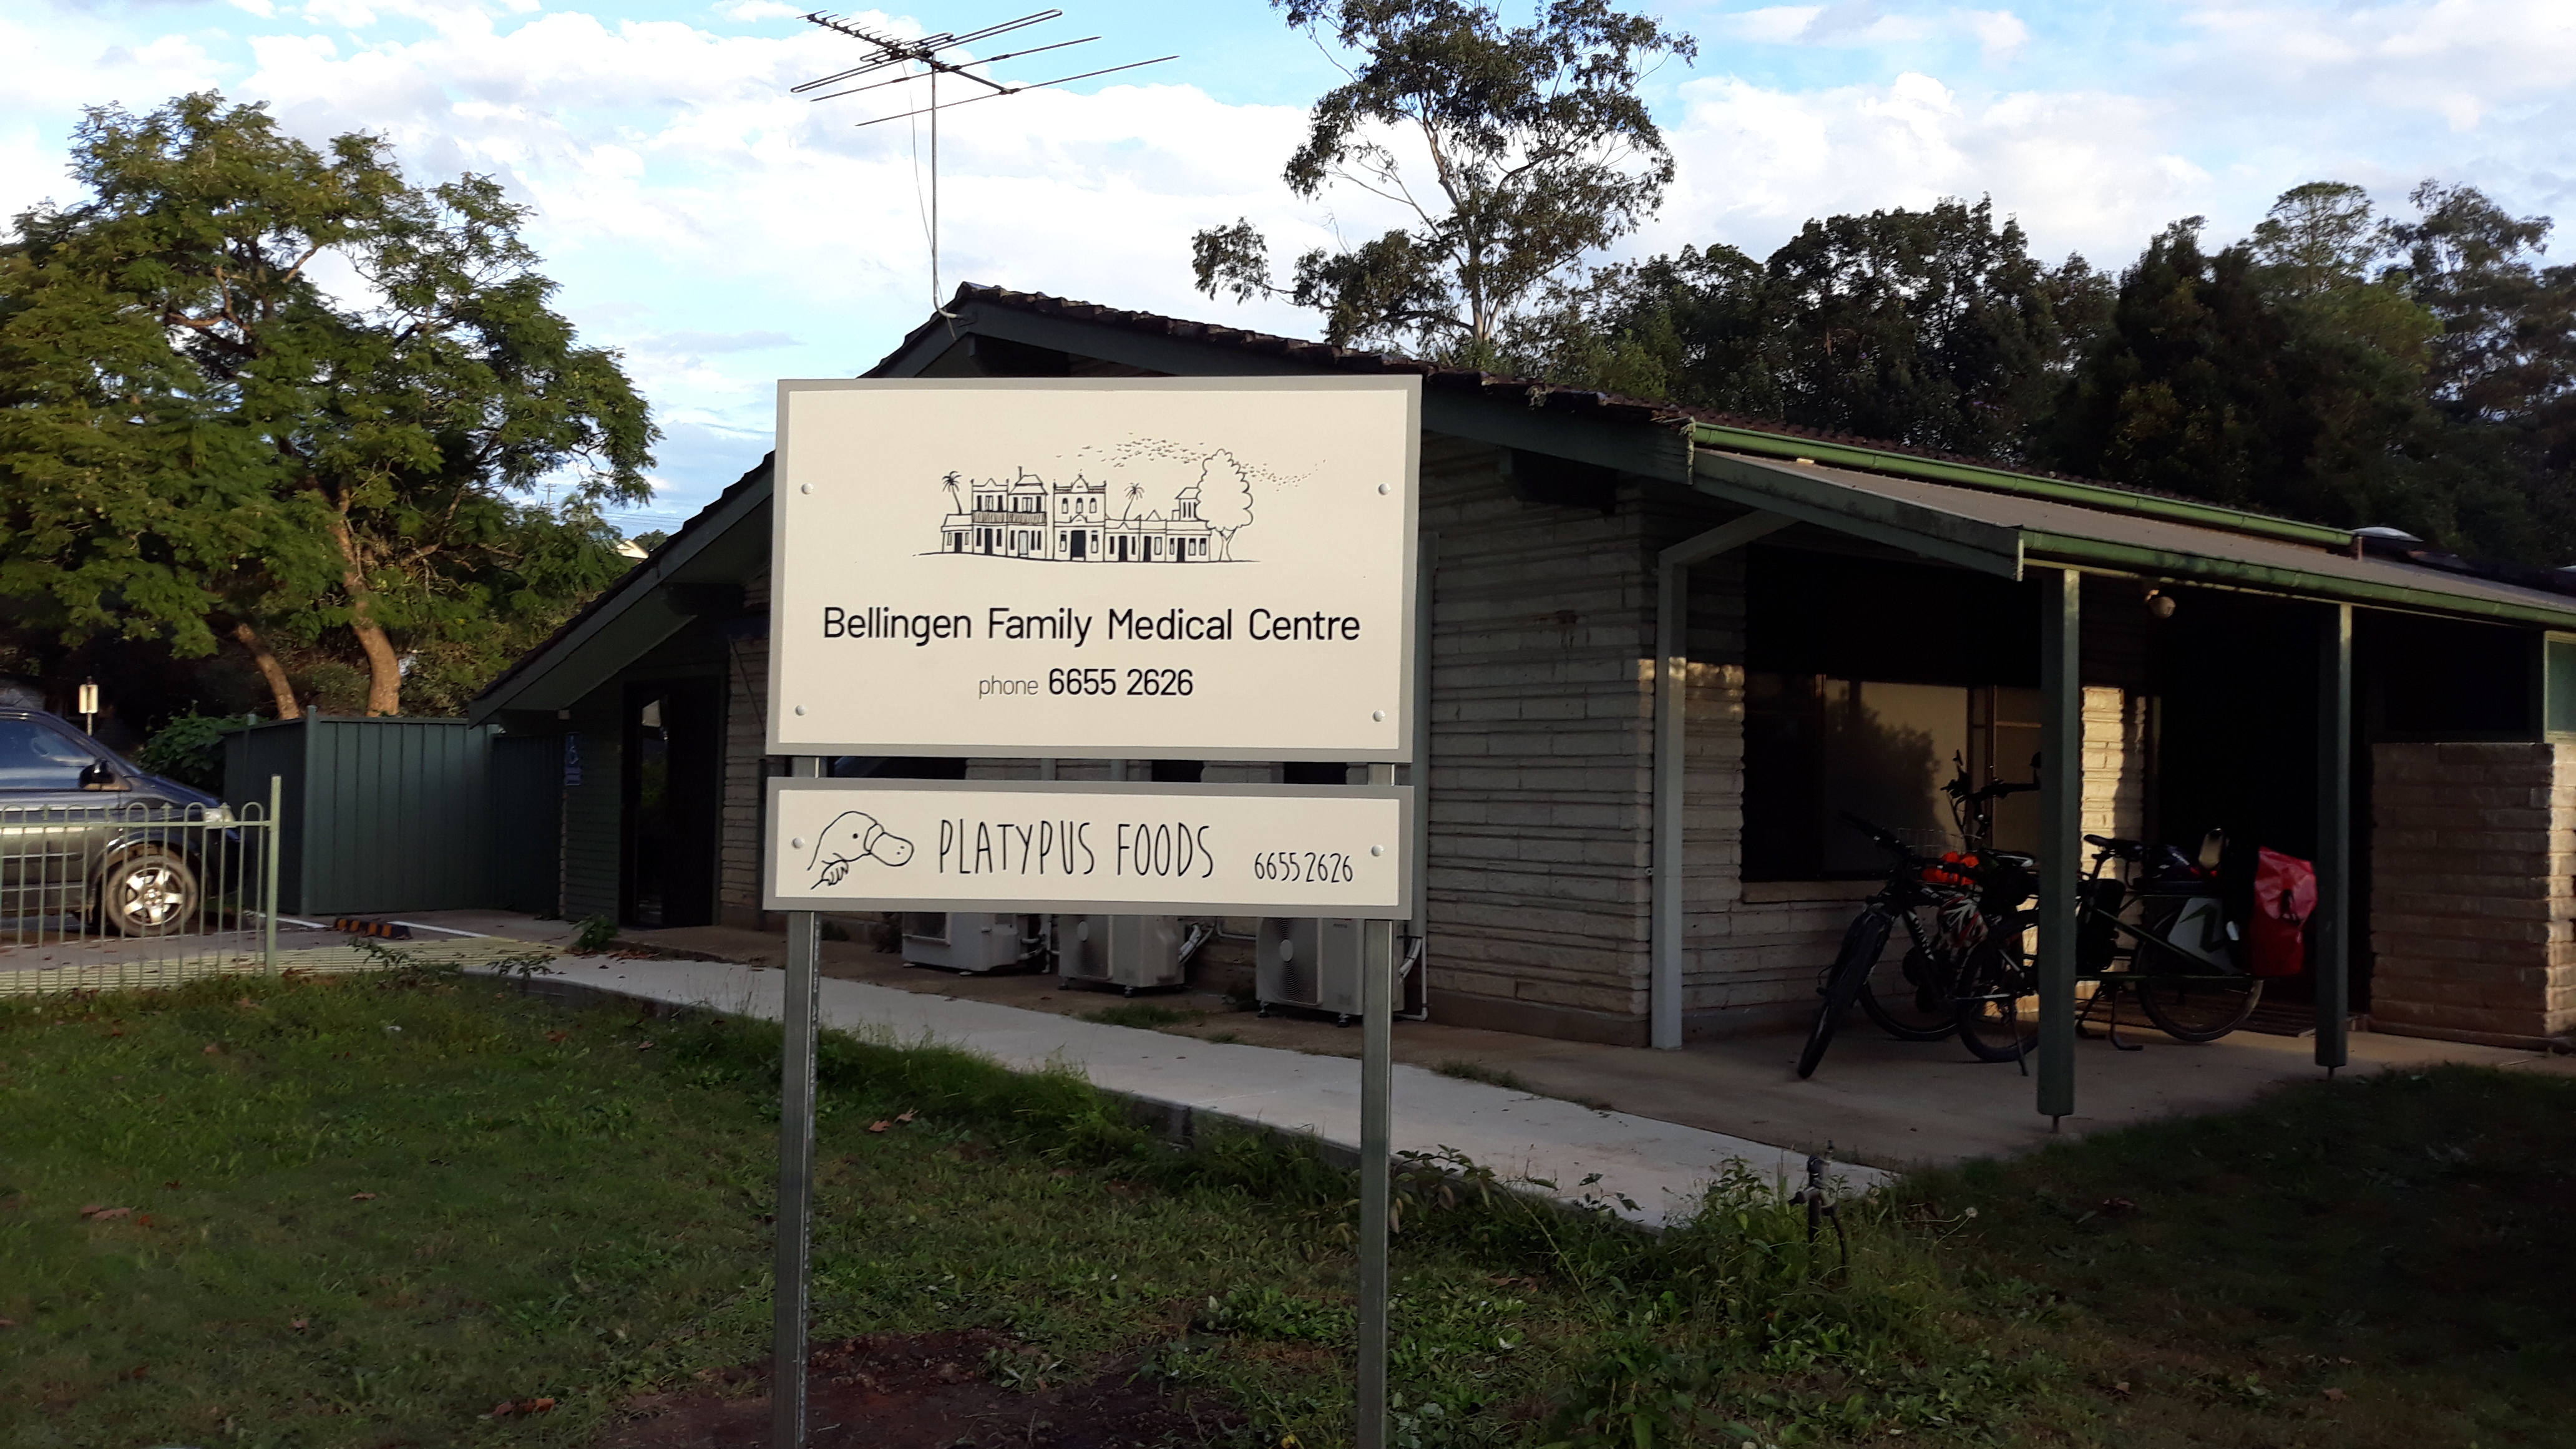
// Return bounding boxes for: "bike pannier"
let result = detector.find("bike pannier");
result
[2248,847,2316,977]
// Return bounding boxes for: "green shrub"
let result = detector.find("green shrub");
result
[135,711,249,791]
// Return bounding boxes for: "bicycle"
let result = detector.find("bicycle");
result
[1946,831,2266,1060]
[1794,764,2040,1079]
[1802,764,2267,1076]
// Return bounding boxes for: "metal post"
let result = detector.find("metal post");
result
[263,774,281,973]
[1358,758,1397,1449]
[2315,603,2353,1071]
[2037,568,2082,1125]
[774,756,822,1449]
[1649,512,1790,1049]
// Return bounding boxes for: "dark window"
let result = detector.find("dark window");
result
[1280,761,1350,785]
[0,719,94,791]
[829,756,968,780]
[1148,759,1203,783]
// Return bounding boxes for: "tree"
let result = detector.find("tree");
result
[2039,190,2487,547]
[1191,0,1694,363]
[1521,198,2109,459]
[1197,449,1258,560]
[0,92,653,716]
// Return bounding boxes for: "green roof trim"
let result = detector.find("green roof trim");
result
[1689,422,2354,550]
[2021,532,2576,630]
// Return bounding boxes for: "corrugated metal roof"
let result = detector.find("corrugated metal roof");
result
[1705,451,2576,628]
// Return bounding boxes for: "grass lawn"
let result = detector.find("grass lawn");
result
[2,967,2570,1448]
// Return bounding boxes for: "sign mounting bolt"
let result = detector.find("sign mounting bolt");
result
[791,837,806,849]
[1370,844,1383,857]
[799,483,812,494]
[1377,483,1390,495]
[1372,710,1385,722]
[794,705,806,716]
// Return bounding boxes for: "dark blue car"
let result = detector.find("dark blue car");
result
[0,709,229,937]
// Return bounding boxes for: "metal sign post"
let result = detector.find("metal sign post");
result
[761,376,1419,1447]
[773,758,823,1448]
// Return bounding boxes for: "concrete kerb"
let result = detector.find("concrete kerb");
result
[494,954,1891,1229]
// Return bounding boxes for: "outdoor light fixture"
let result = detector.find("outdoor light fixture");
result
[2144,588,2177,620]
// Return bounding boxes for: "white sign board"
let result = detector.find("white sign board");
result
[764,779,1411,916]
[768,378,1419,762]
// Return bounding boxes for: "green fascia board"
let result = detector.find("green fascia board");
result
[1690,422,2353,550]
[1692,451,2024,579]
[2022,532,2576,630]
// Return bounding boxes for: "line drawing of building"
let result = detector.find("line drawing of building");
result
[935,467,1233,562]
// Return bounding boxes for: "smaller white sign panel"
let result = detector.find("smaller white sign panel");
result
[765,779,1412,916]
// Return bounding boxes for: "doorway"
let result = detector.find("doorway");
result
[622,681,721,929]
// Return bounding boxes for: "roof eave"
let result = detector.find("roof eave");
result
[1690,421,2354,552]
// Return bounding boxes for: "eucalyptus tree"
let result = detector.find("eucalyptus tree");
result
[0,92,653,716]
[1191,0,1695,364]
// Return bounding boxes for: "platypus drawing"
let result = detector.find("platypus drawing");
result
[808,811,915,886]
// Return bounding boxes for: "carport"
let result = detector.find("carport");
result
[1652,432,2576,1121]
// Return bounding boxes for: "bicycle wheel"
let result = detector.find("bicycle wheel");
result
[1860,944,1959,1042]
[1797,909,1896,1079]
[1952,943,2039,1063]
[2136,974,2263,1042]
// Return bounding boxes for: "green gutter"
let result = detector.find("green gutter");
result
[1693,423,2354,551]
[2023,532,2576,630]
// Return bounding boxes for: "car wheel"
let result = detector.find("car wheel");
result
[100,850,197,937]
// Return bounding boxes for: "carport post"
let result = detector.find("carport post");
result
[1650,512,1790,1050]
[2315,604,2353,1071]
[773,757,822,1449]
[2037,568,2081,1125]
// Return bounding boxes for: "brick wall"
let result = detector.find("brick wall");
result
[2082,685,2150,846]
[2370,741,2576,1048]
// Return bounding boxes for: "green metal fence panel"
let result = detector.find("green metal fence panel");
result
[487,734,564,915]
[224,716,495,915]
[224,721,310,910]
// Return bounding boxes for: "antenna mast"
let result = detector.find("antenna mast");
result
[793,9,1176,310]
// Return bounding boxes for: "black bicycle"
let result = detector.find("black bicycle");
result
[1795,766,2041,1078]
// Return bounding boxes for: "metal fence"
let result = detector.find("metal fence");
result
[0,779,281,998]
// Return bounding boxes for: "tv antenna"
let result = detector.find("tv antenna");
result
[793,9,1176,311]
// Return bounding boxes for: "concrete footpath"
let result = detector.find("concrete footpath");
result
[525,952,1884,1227]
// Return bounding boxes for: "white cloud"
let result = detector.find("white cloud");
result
[1653,72,2212,266]
[1959,9,2027,65]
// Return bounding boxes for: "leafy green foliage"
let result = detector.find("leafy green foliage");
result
[1525,177,2576,564]
[133,711,246,791]
[1193,0,1695,361]
[1523,198,2110,461]
[0,92,654,716]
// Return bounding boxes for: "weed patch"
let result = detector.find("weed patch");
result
[1078,1001,1198,1030]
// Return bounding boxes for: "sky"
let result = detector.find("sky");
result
[6,0,2574,537]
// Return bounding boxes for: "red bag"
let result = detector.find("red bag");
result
[2248,847,2316,977]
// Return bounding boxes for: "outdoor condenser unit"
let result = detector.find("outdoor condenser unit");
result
[1256,919,1428,1022]
[1056,915,1208,994]
[1256,917,1365,1023]
[900,912,1030,973]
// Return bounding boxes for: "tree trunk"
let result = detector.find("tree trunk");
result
[232,622,301,720]
[328,516,404,716]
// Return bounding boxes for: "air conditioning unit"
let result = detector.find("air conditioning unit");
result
[1256,917,1365,1023]
[900,912,1030,973]
[1056,915,1206,995]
